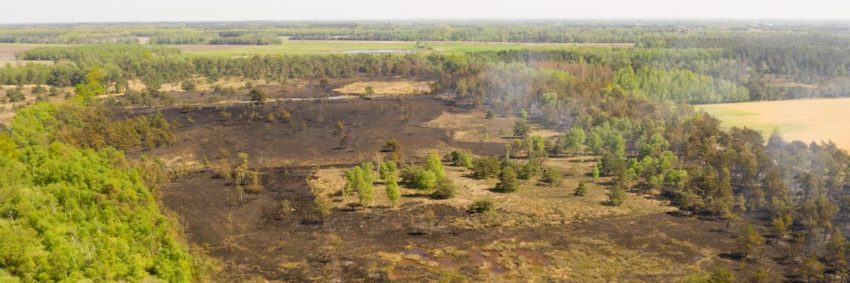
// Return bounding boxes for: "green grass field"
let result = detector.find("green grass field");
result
[177,40,633,57]
[697,98,850,150]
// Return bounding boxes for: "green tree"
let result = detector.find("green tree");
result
[564,126,586,156]
[472,157,501,179]
[607,183,627,206]
[496,165,520,193]
[513,119,529,137]
[386,175,401,207]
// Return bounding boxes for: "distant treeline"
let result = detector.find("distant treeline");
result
[3,38,850,103]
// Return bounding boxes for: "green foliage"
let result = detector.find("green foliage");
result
[379,160,398,180]
[414,170,437,191]
[431,178,457,199]
[5,87,24,102]
[450,150,473,168]
[471,157,501,179]
[468,199,494,214]
[614,66,749,103]
[540,167,562,186]
[564,126,585,155]
[513,119,529,137]
[737,224,765,257]
[181,80,197,91]
[249,88,266,105]
[496,165,520,193]
[0,135,192,281]
[592,163,600,180]
[385,175,401,207]
[345,164,376,206]
[574,182,588,196]
[424,151,446,181]
[607,183,627,206]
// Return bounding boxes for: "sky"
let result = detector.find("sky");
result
[3,0,850,24]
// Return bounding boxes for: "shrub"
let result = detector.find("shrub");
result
[415,170,437,191]
[279,200,293,217]
[574,182,588,196]
[424,151,446,180]
[607,183,627,206]
[31,85,46,94]
[379,160,398,180]
[513,119,529,137]
[249,88,266,105]
[468,199,494,214]
[485,109,494,119]
[431,178,457,199]
[472,157,500,179]
[181,80,197,91]
[6,88,24,102]
[496,166,520,193]
[540,167,562,186]
[592,163,600,179]
[450,150,473,168]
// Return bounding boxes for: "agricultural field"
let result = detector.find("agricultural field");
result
[697,98,850,150]
[0,44,55,66]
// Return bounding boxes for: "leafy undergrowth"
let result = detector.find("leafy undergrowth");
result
[0,101,193,282]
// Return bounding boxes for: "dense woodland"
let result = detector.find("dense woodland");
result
[2,21,850,281]
[0,76,194,281]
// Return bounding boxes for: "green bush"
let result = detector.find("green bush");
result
[496,166,520,193]
[607,183,627,206]
[415,170,438,190]
[472,157,500,179]
[6,88,24,102]
[468,199,494,214]
[574,182,588,196]
[450,150,474,168]
[431,178,457,199]
[540,167,562,186]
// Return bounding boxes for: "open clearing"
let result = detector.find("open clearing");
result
[697,97,850,150]
[333,80,431,96]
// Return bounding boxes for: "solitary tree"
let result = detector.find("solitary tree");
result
[513,119,529,137]
[607,183,626,206]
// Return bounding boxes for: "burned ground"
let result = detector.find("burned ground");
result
[148,95,781,281]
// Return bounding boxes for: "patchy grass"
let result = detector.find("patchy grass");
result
[333,80,432,96]
[697,97,850,150]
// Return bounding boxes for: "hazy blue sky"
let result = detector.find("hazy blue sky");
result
[3,0,849,23]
